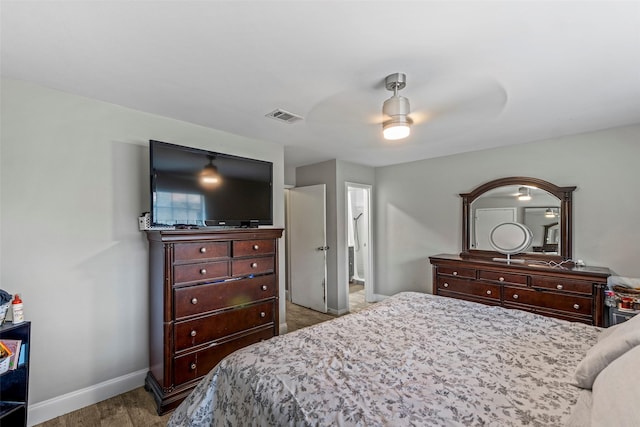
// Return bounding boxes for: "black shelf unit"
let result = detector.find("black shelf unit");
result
[0,321,31,427]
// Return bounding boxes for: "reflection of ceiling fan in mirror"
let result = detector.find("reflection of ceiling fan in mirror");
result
[306,71,508,146]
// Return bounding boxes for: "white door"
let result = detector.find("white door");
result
[474,208,517,250]
[288,184,328,313]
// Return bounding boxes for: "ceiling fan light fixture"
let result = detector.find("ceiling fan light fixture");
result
[382,73,412,141]
[383,115,412,140]
[517,187,532,201]
[200,155,221,186]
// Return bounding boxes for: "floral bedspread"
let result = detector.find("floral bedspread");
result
[168,292,599,426]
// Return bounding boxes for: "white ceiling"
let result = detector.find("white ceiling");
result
[2,1,640,168]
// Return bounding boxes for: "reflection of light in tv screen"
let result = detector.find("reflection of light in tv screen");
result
[150,140,273,227]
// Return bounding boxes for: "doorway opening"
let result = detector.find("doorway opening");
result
[346,183,373,312]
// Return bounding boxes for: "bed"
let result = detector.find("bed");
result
[168,292,640,426]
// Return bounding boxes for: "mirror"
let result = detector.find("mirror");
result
[461,177,576,261]
[489,222,533,263]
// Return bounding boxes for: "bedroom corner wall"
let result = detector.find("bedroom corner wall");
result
[295,160,374,314]
[0,79,285,425]
[374,124,640,297]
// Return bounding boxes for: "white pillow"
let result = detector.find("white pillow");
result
[574,315,640,389]
[590,345,640,426]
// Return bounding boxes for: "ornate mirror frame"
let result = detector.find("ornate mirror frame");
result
[460,177,576,261]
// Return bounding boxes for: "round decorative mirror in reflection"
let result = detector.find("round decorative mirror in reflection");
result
[489,222,532,263]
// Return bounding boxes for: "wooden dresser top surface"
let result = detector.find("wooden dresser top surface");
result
[429,253,611,279]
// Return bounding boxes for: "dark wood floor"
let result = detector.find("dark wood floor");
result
[35,289,371,426]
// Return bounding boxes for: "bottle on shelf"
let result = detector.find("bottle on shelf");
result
[604,290,617,308]
[12,294,24,324]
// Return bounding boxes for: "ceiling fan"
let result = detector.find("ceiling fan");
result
[305,71,508,146]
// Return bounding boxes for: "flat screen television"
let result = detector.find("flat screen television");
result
[149,140,273,228]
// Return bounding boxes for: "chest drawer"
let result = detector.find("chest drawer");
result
[503,286,592,316]
[478,270,527,286]
[174,274,276,319]
[437,276,500,300]
[437,266,476,279]
[232,255,275,277]
[233,239,275,257]
[174,327,273,385]
[173,260,230,285]
[175,301,275,352]
[174,242,230,262]
[530,276,593,295]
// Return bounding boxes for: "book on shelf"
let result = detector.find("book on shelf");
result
[0,339,21,370]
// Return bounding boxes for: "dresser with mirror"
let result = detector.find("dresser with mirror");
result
[430,177,611,326]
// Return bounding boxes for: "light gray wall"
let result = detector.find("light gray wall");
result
[295,160,375,313]
[374,124,640,296]
[0,79,285,416]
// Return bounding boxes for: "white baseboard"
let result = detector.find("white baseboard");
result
[279,321,288,334]
[28,368,147,426]
[372,293,389,302]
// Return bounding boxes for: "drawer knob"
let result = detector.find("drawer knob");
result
[513,294,519,299]
[573,304,580,310]
[253,244,259,250]
[261,285,268,291]
[499,277,505,282]
[260,312,266,318]
[199,268,207,275]
[251,262,258,268]
[556,284,563,290]
[191,297,198,305]
[190,330,197,337]
[443,282,449,288]
[190,363,196,370]
[199,247,207,253]
[486,290,492,295]
[452,271,458,276]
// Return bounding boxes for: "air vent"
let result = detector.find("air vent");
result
[265,109,303,124]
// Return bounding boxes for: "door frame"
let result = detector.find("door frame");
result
[344,182,374,307]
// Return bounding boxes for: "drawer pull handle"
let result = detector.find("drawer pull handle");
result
[251,262,258,268]
[486,290,492,295]
[199,268,207,275]
[499,277,505,282]
[260,312,266,318]
[573,304,580,310]
[556,284,563,290]
[452,271,458,276]
[191,297,198,305]
[190,363,196,370]
[513,294,519,300]
[253,244,259,250]
[261,285,268,291]
[190,330,197,337]
[199,247,207,254]
[443,283,449,288]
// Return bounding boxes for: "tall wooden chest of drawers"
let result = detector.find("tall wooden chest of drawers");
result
[429,254,610,327]
[145,228,283,415]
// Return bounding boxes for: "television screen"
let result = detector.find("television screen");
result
[149,140,273,227]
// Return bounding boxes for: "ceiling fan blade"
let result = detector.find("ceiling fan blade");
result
[411,76,507,125]
[306,89,383,126]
